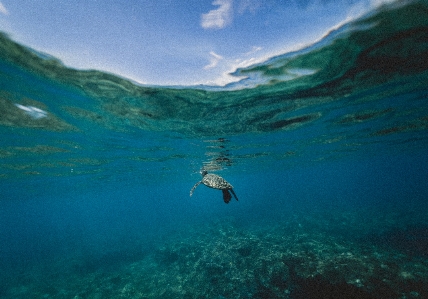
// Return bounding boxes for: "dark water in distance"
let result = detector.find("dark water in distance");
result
[1,1,428,298]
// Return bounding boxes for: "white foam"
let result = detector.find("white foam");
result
[15,104,48,119]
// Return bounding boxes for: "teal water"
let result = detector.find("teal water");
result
[1,1,428,298]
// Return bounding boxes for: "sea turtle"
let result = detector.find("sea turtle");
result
[190,170,238,204]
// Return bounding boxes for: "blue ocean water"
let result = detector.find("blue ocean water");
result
[1,1,428,298]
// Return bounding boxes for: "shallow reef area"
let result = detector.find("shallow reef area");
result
[2,206,428,299]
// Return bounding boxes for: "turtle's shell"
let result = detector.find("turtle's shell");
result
[202,173,233,190]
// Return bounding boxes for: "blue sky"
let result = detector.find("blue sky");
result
[0,0,392,86]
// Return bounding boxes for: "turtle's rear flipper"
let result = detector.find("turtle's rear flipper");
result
[230,189,238,201]
[222,189,232,204]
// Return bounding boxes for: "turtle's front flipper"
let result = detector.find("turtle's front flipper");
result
[230,189,238,201]
[190,181,202,197]
[222,189,232,204]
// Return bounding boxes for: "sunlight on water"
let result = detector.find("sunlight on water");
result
[14,104,48,119]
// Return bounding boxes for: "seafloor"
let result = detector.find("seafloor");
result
[2,204,428,299]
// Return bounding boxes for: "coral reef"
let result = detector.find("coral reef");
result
[3,208,428,299]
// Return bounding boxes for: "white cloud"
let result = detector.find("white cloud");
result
[204,51,223,69]
[201,0,233,29]
[244,46,262,55]
[238,0,262,14]
[0,2,8,15]
[203,71,243,86]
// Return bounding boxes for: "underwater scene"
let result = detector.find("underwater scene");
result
[1,1,428,298]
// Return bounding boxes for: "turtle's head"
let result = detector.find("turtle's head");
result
[200,170,208,177]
